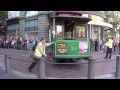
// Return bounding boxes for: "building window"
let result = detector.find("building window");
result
[92,26,99,39]
[55,25,63,37]
[88,14,92,19]
[25,20,38,28]
[26,32,38,40]
[26,11,38,17]
[100,17,104,22]
[92,15,104,22]
[7,23,19,30]
[92,15,95,21]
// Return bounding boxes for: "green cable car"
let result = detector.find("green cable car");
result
[48,11,92,63]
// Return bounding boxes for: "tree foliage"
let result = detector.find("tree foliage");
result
[0,11,7,20]
[105,11,120,35]
[0,11,7,25]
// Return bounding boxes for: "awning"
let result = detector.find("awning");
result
[88,21,113,30]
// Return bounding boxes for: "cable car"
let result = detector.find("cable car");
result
[48,11,92,63]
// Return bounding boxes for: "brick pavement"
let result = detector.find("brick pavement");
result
[0,48,118,79]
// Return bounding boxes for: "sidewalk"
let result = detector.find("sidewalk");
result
[0,48,118,79]
[0,64,37,79]
[0,67,116,79]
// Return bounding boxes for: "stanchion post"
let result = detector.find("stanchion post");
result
[103,46,106,53]
[115,46,117,55]
[4,55,11,75]
[116,55,120,79]
[38,57,45,79]
[88,58,96,79]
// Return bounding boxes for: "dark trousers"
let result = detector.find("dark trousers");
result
[28,57,45,71]
[28,62,37,71]
[95,46,98,52]
[100,45,102,51]
[105,47,112,59]
[28,57,37,71]
[114,45,116,52]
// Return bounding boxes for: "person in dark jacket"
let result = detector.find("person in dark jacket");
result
[118,39,120,54]
[94,39,98,52]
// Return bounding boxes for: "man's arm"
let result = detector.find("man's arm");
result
[45,42,54,47]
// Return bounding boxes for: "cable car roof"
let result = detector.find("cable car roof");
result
[50,16,91,23]
[48,11,91,22]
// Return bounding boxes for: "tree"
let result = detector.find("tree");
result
[104,11,120,37]
[0,11,7,25]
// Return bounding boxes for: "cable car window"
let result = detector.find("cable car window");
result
[75,26,86,38]
[55,25,63,37]
[82,26,86,37]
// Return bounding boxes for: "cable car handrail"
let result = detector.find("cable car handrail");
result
[53,37,90,40]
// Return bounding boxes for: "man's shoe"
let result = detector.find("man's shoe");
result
[28,68,32,72]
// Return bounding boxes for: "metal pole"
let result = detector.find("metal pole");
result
[4,55,11,75]
[98,27,100,52]
[89,24,91,39]
[103,46,106,53]
[115,46,117,55]
[116,55,120,79]
[88,58,96,79]
[53,18,55,38]
[38,57,45,79]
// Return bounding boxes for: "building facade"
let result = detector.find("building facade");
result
[6,11,112,42]
[80,11,112,40]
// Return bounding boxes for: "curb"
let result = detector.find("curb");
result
[0,61,115,79]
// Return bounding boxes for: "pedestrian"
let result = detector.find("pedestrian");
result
[118,39,120,54]
[99,39,102,51]
[11,40,15,49]
[28,38,54,72]
[104,37,113,59]
[94,39,98,52]
[24,40,27,50]
[112,38,116,52]
[5,39,8,48]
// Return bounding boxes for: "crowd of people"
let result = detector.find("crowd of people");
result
[91,37,118,52]
[0,36,120,60]
[90,37,120,59]
[0,38,37,51]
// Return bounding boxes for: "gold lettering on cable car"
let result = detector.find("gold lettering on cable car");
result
[58,43,67,54]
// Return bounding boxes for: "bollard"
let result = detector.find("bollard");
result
[38,57,45,79]
[4,55,11,75]
[88,58,96,79]
[115,46,117,55]
[14,45,15,50]
[116,55,120,79]
[103,46,106,53]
